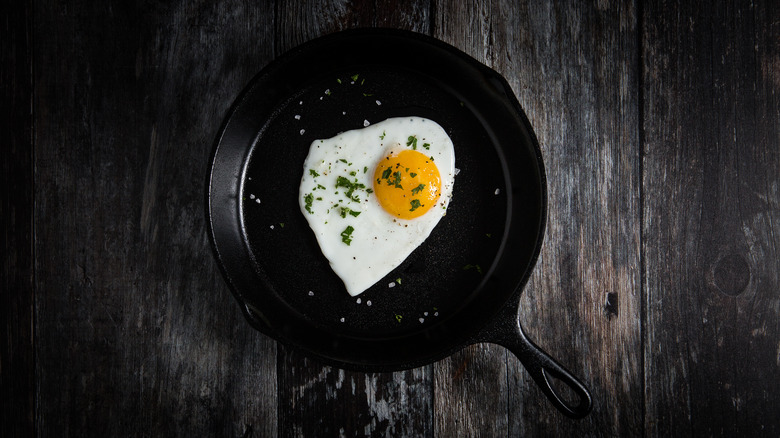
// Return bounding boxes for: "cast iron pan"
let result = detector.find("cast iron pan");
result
[207,28,592,418]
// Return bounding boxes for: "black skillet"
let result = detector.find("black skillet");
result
[207,28,592,418]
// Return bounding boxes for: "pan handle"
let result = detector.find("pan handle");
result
[478,306,593,419]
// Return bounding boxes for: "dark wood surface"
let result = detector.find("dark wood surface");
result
[2,0,778,436]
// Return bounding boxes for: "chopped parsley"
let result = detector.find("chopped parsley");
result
[395,314,403,323]
[363,166,368,173]
[391,171,403,188]
[351,74,359,81]
[339,159,348,164]
[309,169,320,177]
[422,142,430,150]
[381,168,392,180]
[411,184,426,195]
[335,176,365,202]
[409,199,422,211]
[463,264,483,274]
[316,184,326,190]
[341,225,355,245]
[304,193,314,214]
[406,135,418,150]
[380,131,386,140]
[336,78,342,84]
[410,172,417,178]
[339,207,361,218]
[362,92,373,97]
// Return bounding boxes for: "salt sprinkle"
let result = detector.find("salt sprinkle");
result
[342,111,346,115]
[356,298,362,304]
[269,225,274,229]
[419,318,425,323]
[388,282,396,288]
[363,120,370,127]
[424,312,428,316]
[249,194,256,199]
[319,96,323,100]
[366,300,372,306]
[299,101,303,105]
[434,312,439,316]
[454,168,461,176]
[494,188,500,195]
[294,114,301,120]
[308,291,314,296]
[299,129,306,135]
[255,198,261,204]
[340,317,345,323]
[375,100,381,106]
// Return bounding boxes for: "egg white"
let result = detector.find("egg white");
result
[299,116,455,296]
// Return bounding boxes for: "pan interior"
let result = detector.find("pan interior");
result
[241,65,507,339]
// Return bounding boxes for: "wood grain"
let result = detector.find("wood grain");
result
[5,0,779,436]
[1,0,35,436]
[33,1,278,435]
[433,0,643,435]
[642,1,780,435]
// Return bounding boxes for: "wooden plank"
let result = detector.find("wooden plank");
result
[642,0,780,436]
[1,0,35,436]
[273,1,436,436]
[433,0,643,435]
[33,1,278,435]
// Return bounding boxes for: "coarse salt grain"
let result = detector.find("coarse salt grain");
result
[308,291,314,296]
[494,188,500,195]
[388,282,395,288]
[300,129,306,135]
[356,298,362,304]
[270,225,274,229]
[454,168,461,175]
[419,318,425,323]
[294,115,301,120]
[366,300,372,306]
[340,317,345,322]
[363,120,370,127]
[249,194,256,199]
[375,100,381,106]
[255,198,261,204]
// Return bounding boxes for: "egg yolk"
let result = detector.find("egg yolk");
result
[373,149,441,219]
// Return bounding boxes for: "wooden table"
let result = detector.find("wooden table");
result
[3,1,779,436]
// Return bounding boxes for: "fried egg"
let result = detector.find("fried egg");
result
[299,116,455,296]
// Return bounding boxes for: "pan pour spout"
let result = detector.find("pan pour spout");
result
[475,303,593,419]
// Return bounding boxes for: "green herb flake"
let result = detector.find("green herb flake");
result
[486,233,492,238]
[410,172,417,178]
[339,207,362,218]
[463,264,483,274]
[411,184,426,195]
[363,166,368,173]
[317,184,326,190]
[339,158,348,164]
[381,168,392,180]
[366,188,374,194]
[341,225,355,245]
[430,156,435,161]
[325,89,331,96]
[380,131,386,140]
[422,142,430,150]
[304,193,314,214]
[409,199,422,211]
[337,78,342,84]
[406,135,418,150]
[396,277,402,284]
[391,171,403,188]
[395,314,403,323]
[309,169,320,177]
[362,92,373,97]
[351,74,359,82]
[280,223,285,228]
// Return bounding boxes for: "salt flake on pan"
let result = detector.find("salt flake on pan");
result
[294,115,301,120]
[363,120,370,127]
[388,282,396,288]
[255,198,261,204]
[249,194,256,199]
[300,129,306,135]
[308,291,314,296]
[494,188,500,195]
[366,300,372,306]
[356,298,362,304]
[454,168,461,176]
